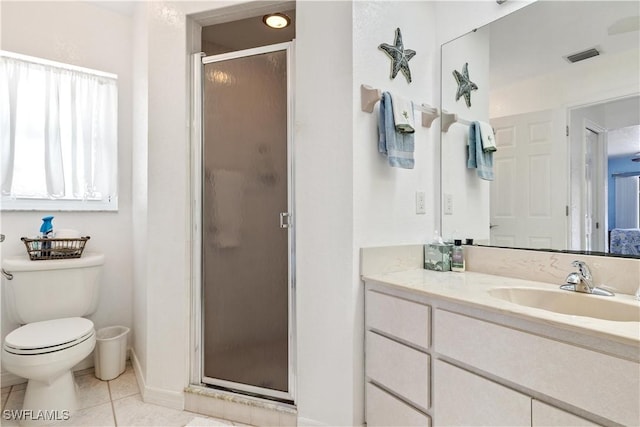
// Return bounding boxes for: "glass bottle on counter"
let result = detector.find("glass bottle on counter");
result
[451,239,465,272]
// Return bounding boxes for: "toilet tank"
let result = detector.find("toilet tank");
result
[2,253,104,324]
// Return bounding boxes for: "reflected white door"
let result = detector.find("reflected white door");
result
[490,109,567,250]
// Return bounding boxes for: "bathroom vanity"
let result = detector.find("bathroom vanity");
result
[363,268,640,427]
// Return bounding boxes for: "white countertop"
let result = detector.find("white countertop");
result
[363,269,640,347]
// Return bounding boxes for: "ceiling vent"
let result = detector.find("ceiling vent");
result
[564,48,600,63]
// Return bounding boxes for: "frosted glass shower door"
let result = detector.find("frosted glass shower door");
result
[201,45,291,400]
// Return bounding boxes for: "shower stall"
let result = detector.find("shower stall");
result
[191,42,295,402]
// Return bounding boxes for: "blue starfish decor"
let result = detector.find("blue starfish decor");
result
[453,63,478,108]
[379,28,416,83]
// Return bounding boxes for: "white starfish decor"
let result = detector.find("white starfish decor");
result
[379,28,416,83]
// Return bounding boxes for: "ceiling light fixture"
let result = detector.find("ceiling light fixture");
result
[263,13,291,29]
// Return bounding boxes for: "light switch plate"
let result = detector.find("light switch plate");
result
[416,191,426,214]
[444,193,453,215]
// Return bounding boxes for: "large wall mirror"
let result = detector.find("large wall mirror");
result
[441,0,640,257]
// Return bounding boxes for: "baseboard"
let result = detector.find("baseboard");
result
[130,348,184,410]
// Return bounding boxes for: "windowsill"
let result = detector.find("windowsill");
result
[1,197,118,212]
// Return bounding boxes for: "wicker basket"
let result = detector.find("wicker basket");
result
[21,236,90,261]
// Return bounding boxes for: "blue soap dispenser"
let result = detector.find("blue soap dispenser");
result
[40,216,54,250]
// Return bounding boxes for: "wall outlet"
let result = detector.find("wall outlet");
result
[444,193,453,215]
[416,191,426,215]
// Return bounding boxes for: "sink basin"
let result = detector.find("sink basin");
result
[488,287,640,322]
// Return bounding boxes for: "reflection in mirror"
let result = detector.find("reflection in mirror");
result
[441,1,640,257]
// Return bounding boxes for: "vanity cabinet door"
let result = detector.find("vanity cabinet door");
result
[434,360,531,427]
[532,400,600,427]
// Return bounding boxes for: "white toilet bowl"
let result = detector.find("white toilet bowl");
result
[2,253,103,425]
[2,317,96,425]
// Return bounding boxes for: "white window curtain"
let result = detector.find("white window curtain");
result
[0,52,117,207]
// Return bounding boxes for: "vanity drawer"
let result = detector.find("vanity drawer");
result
[435,309,640,426]
[366,382,431,427]
[366,289,430,349]
[366,331,430,410]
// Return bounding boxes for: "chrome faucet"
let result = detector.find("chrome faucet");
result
[572,260,594,293]
[560,260,614,297]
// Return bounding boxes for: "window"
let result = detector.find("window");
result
[0,51,118,211]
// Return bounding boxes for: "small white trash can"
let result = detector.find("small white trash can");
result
[94,326,130,381]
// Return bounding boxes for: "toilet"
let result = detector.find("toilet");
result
[1,253,104,425]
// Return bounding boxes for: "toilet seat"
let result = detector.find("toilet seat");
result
[4,317,94,355]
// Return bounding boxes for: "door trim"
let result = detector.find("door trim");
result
[581,120,608,252]
[190,42,296,403]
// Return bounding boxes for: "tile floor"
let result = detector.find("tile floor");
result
[1,364,249,427]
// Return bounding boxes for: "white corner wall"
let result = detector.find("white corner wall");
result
[294,2,356,425]
[353,1,439,247]
[0,0,133,383]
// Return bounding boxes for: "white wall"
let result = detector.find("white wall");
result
[491,49,640,118]
[294,1,355,425]
[352,1,438,424]
[0,0,133,382]
[353,1,439,245]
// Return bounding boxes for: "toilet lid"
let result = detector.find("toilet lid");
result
[4,318,94,352]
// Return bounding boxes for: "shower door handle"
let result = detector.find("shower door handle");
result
[279,212,292,229]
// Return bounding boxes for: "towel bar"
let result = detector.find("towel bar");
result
[360,84,440,128]
[441,110,472,132]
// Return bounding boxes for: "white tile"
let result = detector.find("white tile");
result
[112,394,197,427]
[73,367,95,378]
[4,389,25,411]
[2,389,24,426]
[75,372,111,410]
[108,365,139,400]
[2,388,10,411]
[0,415,20,427]
[55,401,115,427]
[11,382,27,391]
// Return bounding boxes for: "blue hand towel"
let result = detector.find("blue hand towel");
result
[378,92,415,169]
[468,121,494,180]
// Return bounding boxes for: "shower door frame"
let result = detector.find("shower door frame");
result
[190,42,296,403]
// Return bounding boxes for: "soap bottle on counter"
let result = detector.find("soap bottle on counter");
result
[451,239,465,272]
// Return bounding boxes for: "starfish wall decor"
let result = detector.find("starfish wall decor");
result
[453,62,478,108]
[379,28,416,83]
